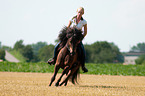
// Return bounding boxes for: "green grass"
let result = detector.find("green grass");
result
[0,62,145,76]
[85,63,145,76]
[0,62,55,73]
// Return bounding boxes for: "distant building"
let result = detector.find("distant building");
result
[124,52,145,65]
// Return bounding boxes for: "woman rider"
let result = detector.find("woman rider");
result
[47,7,88,73]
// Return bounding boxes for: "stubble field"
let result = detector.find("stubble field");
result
[0,72,145,96]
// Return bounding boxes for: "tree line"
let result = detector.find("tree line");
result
[131,43,145,65]
[0,40,145,64]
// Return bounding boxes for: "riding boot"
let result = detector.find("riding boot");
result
[79,51,88,73]
[82,67,88,73]
[81,60,88,73]
[47,57,56,65]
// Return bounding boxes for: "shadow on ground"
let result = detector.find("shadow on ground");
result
[79,85,125,88]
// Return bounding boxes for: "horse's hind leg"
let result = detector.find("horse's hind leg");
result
[55,66,70,86]
[64,80,68,86]
[49,64,60,86]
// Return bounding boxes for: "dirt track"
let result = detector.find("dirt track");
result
[0,72,145,96]
[5,51,19,63]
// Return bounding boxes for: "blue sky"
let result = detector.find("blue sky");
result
[0,0,145,52]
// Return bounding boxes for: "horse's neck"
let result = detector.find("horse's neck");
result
[60,44,69,56]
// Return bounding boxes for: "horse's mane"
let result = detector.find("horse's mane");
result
[58,26,68,42]
[58,26,84,42]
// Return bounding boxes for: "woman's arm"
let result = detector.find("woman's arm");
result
[83,24,87,37]
[67,20,72,28]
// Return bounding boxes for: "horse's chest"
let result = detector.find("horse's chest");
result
[64,55,77,65]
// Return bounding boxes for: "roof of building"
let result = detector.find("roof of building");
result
[125,51,145,56]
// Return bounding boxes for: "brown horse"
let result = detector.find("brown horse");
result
[49,27,84,86]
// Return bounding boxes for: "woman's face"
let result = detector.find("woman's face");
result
[77,8,84,16]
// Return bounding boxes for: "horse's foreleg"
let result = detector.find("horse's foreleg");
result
[59,69,72,86]
[55,66,70,86]
[49,64,60,86]
[60,65,80,86]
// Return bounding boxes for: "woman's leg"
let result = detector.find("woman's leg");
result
[47,43,60,65]
[79,42,88,72]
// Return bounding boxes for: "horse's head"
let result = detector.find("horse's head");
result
[66,27,84,56]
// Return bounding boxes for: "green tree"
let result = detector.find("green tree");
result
[135,54,145,65]
[31,42,48,55]
[84,41,122,63]
[110,43,124,63]
[131,42,145,52]
[2,45,12,51]
[14,40,24,50]
[21,45,34,62]
[84,44,93,63]
[0,49,5,60]
[38,44,54,62]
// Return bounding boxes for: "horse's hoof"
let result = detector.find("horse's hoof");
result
[59,83,63,86]
[55,83,59,87]
[49,83,52,86]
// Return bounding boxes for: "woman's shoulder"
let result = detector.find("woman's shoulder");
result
[82,18,87,24]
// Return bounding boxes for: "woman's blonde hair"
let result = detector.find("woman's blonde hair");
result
[77,7,84,14]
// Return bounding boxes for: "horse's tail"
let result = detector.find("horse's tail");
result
[69,66,80,85]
